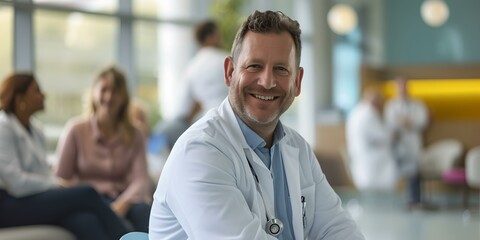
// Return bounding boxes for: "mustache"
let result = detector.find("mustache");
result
[246,87,281,95]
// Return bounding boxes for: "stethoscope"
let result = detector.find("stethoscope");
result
[244,149,284,237]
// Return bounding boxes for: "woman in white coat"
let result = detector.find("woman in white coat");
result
[0,72,128,240]
[346,87,397,192]
[149,10,364,240]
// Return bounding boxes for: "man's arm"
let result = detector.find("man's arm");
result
[154,137,276,239]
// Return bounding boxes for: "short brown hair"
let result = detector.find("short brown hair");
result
[194,20,218,45]
[0,72,36,114]
[230,10,302,66]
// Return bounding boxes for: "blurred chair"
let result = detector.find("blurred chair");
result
[442,167,468,208]
[466,146,480,188]
[419,139,463,203]
[120,232,149,240]
[466,146,480,213]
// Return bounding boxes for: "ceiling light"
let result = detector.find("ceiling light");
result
[327,4,358,35]
[421,0,449,27]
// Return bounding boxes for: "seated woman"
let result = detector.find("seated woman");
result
[55,66,151,232]
[0,72,129,240]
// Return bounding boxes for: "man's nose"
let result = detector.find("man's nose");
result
[257,70,277,89]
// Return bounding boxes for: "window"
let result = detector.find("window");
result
[134,0,158,18]
[35,10,116,147]
[0,5,12,79]
[33,0,117,14]
[135,20,160,126]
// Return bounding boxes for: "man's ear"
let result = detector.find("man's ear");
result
[224,56,234,87]
[294,67,304,96]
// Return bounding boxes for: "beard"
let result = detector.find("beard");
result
[228,85,295,130]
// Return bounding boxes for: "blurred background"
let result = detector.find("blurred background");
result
[1,0,479,239]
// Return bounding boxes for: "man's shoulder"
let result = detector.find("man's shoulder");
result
[185,113,228,140]
[281,125,311,148]
[195,47,228,62]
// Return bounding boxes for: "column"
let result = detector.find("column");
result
[13,0,34,71]
[118,0,135,94]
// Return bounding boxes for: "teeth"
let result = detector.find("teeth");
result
[255,95,275,101]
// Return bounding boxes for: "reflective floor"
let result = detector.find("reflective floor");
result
[336,188,480,240]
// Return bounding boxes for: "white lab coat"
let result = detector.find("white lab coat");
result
[149,99,364,240]
[0,111,58,197]
[384,98,428,177]
[346,102,397,191]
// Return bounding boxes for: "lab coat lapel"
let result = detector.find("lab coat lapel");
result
[217,98,274,197]
[243,148,275,212]
[217,99,275,224]
[281,142,303,240]
[9,115,45,162]
[218,99,302,237]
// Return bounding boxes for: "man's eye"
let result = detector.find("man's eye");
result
[275,67,289,75]
[246,65,261,72]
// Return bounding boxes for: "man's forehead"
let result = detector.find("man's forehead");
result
[243,31,293,43]
[239,31,295,59]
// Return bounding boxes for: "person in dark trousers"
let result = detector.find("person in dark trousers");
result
[0,72,129,240]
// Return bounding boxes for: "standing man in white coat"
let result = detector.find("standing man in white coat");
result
[149,10,364,240]
[384,76,429,209]
[346,87,397,192]
[154,20,229,150]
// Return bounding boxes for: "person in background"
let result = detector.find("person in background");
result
[55,66,151,232]
[149,10,364,239]
[153,19,229,151]
[0,72,129,240]
[346,87,397,192]
[384,76,430,210]
[130,98,165,190]
[130,98,151,139]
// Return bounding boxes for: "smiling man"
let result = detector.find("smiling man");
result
[149,10,365,240]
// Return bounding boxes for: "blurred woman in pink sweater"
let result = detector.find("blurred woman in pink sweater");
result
[56,66,151,232]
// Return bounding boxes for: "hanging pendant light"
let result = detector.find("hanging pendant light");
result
[327,4,358,35]
[421,0,450,27]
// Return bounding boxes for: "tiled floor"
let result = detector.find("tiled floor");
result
[336,188,480,240]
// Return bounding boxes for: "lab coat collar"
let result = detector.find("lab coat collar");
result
[216,99,303,239]
[2,111,46,162]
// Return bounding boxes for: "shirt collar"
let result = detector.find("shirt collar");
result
[235,114,286,150]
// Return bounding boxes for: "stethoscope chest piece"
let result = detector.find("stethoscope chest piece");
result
[265,218,283,236]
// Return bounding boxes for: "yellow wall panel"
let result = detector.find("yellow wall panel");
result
[382,79,480,120]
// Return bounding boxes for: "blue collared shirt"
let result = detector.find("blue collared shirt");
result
[236,117,294,240]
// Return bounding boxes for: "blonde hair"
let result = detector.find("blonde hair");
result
[87,65,135,144]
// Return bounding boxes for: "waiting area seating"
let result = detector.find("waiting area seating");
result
[0,225,75,240]
[466,146,480,189]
